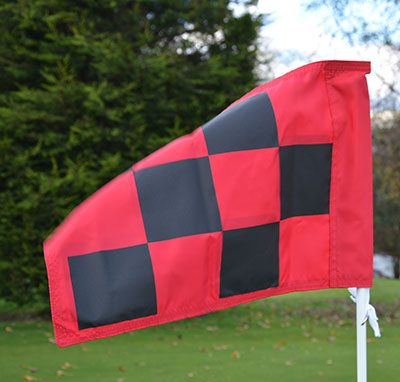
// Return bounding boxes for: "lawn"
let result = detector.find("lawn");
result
[1,279,399,382]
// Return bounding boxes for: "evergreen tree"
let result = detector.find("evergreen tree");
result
[0,0,267,306]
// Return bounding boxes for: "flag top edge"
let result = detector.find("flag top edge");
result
[265,60,371,88]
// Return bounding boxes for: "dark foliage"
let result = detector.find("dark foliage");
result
[0,0,265,305]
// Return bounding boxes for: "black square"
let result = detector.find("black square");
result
[68,244,157,329]
[202,92,278,154]
[280,144,332,220]
[219,223,279,298]
[134,157,221,242]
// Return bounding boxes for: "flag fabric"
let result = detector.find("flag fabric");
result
[43,60,373,347]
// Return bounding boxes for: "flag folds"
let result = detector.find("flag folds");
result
[44,60,373,347]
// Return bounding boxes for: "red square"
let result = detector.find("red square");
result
[47,171,147,259]
[279,215,330,288]
[148,232,222,315]
[133,128,208,171]
[209,148,280,230]
[265,71,333,146]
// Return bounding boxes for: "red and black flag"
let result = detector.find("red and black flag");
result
[44,60,373,347]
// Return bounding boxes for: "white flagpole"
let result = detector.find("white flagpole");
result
[356,288,369,382]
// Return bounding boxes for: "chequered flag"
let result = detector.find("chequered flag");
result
[44,61,373,347]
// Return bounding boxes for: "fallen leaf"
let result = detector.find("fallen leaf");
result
[4,326,13,333]
[231,351,240,360]
[20,365,39,374]
[118,366,126,372]
[213,344,228,351]
[239,323,249,331]
[258,320,271,329]
[23,375,36,382]
[56,370,65,377]
[206,325,219,332]
[61,362,72,370]
[273,340,287,350]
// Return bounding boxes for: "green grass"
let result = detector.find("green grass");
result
[1,279,399,382]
